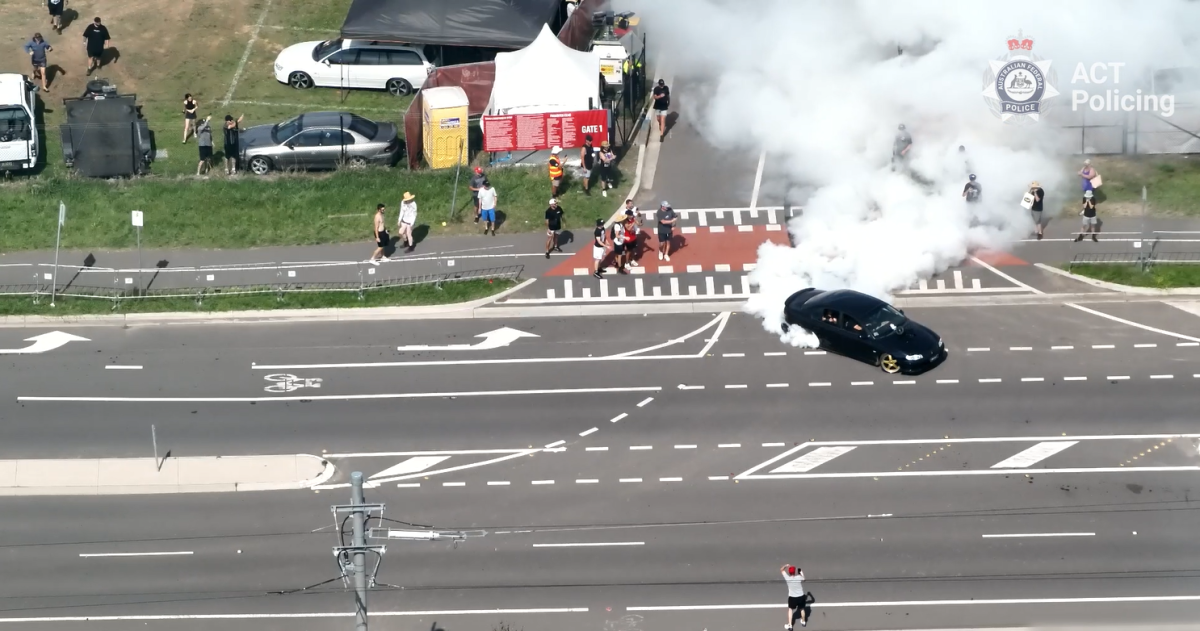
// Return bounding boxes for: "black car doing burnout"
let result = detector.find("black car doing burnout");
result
[780,288,947,374]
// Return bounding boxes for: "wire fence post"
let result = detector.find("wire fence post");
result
[51,201,65,308]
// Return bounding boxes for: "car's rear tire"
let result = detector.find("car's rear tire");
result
[387,78,413,96]
[879,353,901,374]
[248,156,272,175]
[288,71,313,90]
[347,155,368,169]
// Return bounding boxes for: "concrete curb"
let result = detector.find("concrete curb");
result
[1035,263,1200,296]
[0,454,333,496]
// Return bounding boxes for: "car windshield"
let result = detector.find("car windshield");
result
[863,304,907,339]
[347,115,378,139]
[271,116,303,143]
[0,106,32,139]
[312,38,343,61]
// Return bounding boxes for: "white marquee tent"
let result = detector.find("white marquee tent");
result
[486,24,600,116]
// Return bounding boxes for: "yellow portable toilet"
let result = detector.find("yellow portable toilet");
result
[422,86,469,169]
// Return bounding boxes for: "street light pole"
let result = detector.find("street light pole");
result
[350,472,368,631]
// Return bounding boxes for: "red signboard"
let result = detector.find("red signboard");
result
[482,110,609,153]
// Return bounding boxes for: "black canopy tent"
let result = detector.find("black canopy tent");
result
[340,0,563,50]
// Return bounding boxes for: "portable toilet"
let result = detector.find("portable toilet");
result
[422,86,469,169]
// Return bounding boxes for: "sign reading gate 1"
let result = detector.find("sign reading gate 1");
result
[481,110,610,152]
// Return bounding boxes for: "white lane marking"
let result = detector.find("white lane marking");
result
[719,443,741,448]
[969,255,1045,293]
[442,482,465,487]
[327,449,529,458]
[804,350,826,355]
[850,381,874,386]
[1179,342,1200,347]
[771,446,857,474]
[764,352,787,356]
[763,442,785,447]
[1010,346,1032,351]
[104,365,143,370]
[575,479,599,484]
[1051,346,1074,350]
[675,445,697,449]
[725,384,748,389]
[21,386,664,404]
[709,475,730,480]
[678,385,705,390]
[79,551,193,558]
[610,413,629,423]
[221,0,274,105]
[532,480,554,485]
[369,450,541,484]
[1067,303,1200,343]
[637,397,654,407]
[626,594,1200,612]
[0,608,592,622]
[630,446,652,450]
[1151,375,1174,379]
[1108,376,1131,381]
[620,478,642,483]
[533,542,644,548]
[809,382,831,387]
[936,279,946,290]
[991,441,1078,469]
[766,383,789,388]
[368,456,452,479]
[743,465,1200,480]
[953,270,963,289]
[659,477,683,482]
[750,149,767,210]
[1092,344,1116,349]
[722,353,745,357]
[982,532,1095,538]
[579,427,599,437]
[1021,377,1044,382]
[979,378,1002,383]
[936,379,959,384]
[696,312,733,357]
[1065,376,1087,381]
[586,447,608,451]
[967,347,990,352]
[893,380,916,385]
[487,481,510,486]
[1135,343,1158,348]
[397,483,420,488]
[545,440,566,448]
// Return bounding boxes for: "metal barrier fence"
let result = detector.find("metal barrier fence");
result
[0,261,523,306]
[1069,251,1200,271]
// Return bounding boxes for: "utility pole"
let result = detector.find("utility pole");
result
[331,472,386,631]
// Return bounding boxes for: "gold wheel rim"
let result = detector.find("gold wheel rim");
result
[880,354,901,374]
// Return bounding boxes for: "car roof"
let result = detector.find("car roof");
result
[0,73,29,106]
[346,40,418,52]
[300,112,358,128]
[804,289,884,317]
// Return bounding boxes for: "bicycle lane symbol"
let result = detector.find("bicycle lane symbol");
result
[263,373,323,393]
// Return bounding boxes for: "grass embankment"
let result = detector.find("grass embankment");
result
[0,279,515,316]
[1068,264,1200,288]
[1061,156,1200,217]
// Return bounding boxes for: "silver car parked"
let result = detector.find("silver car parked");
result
[240,111,401,175]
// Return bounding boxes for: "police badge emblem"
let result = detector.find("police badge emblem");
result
[982,30,1059,123]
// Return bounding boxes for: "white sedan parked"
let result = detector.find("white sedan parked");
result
[274,38,434,96]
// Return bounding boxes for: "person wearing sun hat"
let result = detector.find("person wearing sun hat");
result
[397,191,417,252]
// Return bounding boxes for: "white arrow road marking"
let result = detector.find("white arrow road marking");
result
[397,327,539,352]
[369,456,452,479]
[0,331,90,355]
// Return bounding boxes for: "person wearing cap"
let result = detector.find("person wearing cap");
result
[478,178,498,236]
[592,218,607,279]
[781,564,807,628]
[1028,181,1045,240]
[597,140,616,197]
[580,135,596,195]
[655,200,677,261]
[621,207,643,269]
[222,113,244,175]
[469,166,486,223]
[892,123,911,171]
[548,147,564,198]
[652,79,670,141]
[962,173,981,203]
[544,198,565,259]
[608,210,629,274]
[1076,189,1098,242]
[397,192,418,253]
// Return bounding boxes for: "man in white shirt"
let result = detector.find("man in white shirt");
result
[478,179,498,236]
[397,192,417,252]
[781,564,807,629]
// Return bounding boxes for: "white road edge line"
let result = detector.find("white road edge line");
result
[1066,303,1200,343]
[626,595,1200,611]
[221,0,274,106]
[969,255,1045,294]
[0,608,591,622]
[982,532,1095,538]
[533,542,644,548]
[19,386,664,404]
[79,551,193,558]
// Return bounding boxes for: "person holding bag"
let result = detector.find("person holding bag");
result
[1079,159,1101,193]
[1022,181,1045,240]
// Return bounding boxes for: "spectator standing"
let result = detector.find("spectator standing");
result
[579,135,596,195]
[597,140,616,196]
[222,113,243,175]
[609,213,628,274]
[592,219,606,279]
[369,204,390,264]
[397,192,417,252]
[478,179,498,236]
[1079,159,1100,194]
[548,147,564,198]
[544,198,564,258]
[182,94,199,143]
[655,200,677,261]
[1076,190,1098,242]
[469,166,485,223]
[622,209,642,268]
[1028,180,1045,240]
[652,79,670,141]
[892,123,912,171]
[82,17,110,76]
[47,0,66,34]
[24,34,52,93]
[781,565,808,629]
[962,174,981,203]
[195,115,213,175]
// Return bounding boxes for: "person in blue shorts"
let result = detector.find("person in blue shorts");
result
[478,179,498,236]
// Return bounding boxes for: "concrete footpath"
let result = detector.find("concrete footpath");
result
[0,454,333,496]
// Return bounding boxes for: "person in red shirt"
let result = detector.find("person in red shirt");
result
[622,209,643,269]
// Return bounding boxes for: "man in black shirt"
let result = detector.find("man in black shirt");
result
[962,174,981,203]
[544,198,564,258]
[82,17,109,76]
[1028,181,1045,240]
[222,114,244,175]
[47,0,65,34]
[655,200,677,261]
[579,135,595,196]
[592,218,606,279]
[652,79,670,142]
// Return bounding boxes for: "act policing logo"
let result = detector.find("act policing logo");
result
[982,30,1060,123]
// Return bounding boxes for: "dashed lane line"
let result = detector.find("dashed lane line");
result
[580,427,599,437]
[636,397,654,407]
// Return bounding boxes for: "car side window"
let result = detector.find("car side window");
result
[356,50,384,65]
[842,315,864,334]
[290,130,324,147]
[325,49,357,65]
[387,50,423,65]
[820,309,840,325]
[318,130,354,146]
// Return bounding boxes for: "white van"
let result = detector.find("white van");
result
[0,74,39,173]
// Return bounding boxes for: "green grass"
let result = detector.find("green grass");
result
[0,165,623,250]
[1068,263,1200,288]
[0,279,514,316]
[1059,156,1200,216]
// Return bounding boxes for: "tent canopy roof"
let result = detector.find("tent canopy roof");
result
[488,24,599,115]
[341,0,562,49]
